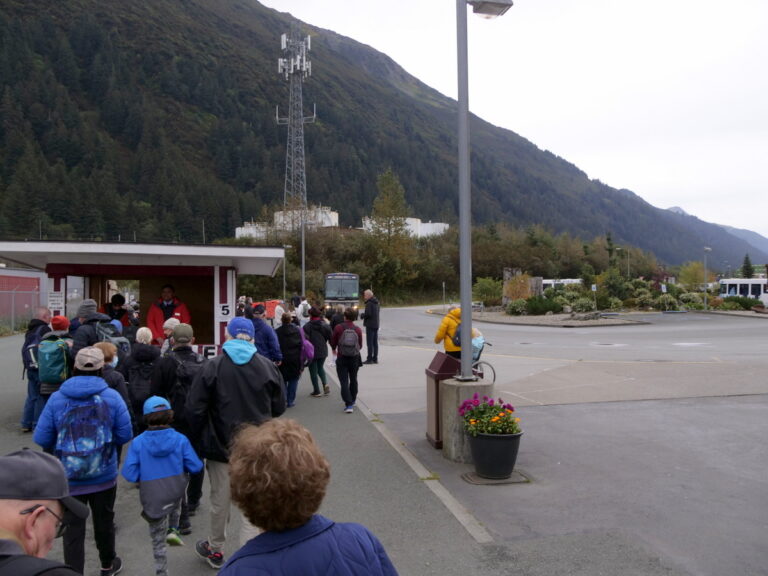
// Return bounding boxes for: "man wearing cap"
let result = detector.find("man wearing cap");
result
[250,304,283,363]
[70,299,112,358]
[34,347,133,576]
[159,317,180,356]
[0,448,88,575]
[186,317,286,570]
[151,323,207,531]
[147,285,192,346]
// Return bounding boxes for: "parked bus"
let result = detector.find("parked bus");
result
[323,272,360,314]
[718,277,768,305]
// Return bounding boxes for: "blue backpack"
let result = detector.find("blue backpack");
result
[55,394,114,481]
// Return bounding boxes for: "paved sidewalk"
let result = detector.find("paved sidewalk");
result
[294,369,694,576]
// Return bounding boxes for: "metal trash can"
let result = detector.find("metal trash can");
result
[425,351,460,448]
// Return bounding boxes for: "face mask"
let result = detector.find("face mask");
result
[110,357,119,368]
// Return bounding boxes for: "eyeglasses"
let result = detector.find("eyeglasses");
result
[20,504,68,538]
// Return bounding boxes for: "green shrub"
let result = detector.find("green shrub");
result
[526,295,563,315]
[572,297,596,312]
[655,294,678,311]
[635,290,654,308]
[679,292,702,304]
[554,295,570,308]
[722,296,761,310]
[607,297,623,311]
[719,300,743,311]
[473,277,503,307]
[506,299,528,316]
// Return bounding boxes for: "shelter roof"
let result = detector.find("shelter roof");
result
[0,241,283,276]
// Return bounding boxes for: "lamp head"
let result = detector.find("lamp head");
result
[469,0,513,19]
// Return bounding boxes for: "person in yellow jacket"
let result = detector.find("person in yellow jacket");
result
[434,306,462,359]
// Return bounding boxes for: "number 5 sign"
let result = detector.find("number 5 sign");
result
[217,303,233,322]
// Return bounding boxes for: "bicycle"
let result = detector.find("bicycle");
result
[471,338,496,383]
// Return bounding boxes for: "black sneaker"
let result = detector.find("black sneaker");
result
[187,501,199,517]
[195,539,224,570]
[179,520,192,535]
[100,556,123,576]
[363,359,375,365]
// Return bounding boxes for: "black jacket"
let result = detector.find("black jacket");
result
[21,319,49,372]
[275,323,303,380]
[71,313,111,357]
[303,318,332,360]
[151,345,206,437]
[185,343,286,462]
[361,297,380,330]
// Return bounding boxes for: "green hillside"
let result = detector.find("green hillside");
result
[0,0,764,266]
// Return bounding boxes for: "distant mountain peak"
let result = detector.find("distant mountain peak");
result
[667,206,690,216]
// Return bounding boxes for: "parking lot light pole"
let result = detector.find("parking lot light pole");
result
[703,246,712,309]
[457,0,513,380]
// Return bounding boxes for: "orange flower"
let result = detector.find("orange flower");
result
[491,416,500,422]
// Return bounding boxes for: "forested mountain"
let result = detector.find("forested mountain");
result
[0,0,765,267]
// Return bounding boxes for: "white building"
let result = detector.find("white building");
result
[235,206,340,239]
[361,216,449,238]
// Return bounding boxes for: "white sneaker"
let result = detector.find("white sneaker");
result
[344,406,354,414]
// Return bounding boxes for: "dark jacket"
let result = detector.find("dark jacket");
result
[0,539,81,575]
[121,427,203,519]
[360,296,380,330]
[71,313,112,357]
[185,339,286,462]
[151,345,206,436]
[219,514,398,576]
[303,318,332,360]
[21,318,49,373]
[120,342,161,378]
[121,342,161,420]
[251,318,282,362]
[275,323,303,381]
[102,364,136,433]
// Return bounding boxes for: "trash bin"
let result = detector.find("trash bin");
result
[425,351,460,449]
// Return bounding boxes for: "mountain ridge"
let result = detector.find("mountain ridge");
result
[0,0,765,268]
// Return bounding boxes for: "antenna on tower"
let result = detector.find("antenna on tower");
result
[276,21,316,218]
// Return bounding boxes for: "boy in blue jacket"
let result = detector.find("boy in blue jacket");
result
[122,396,203,576]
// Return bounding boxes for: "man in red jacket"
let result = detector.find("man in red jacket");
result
[147,285,191,345]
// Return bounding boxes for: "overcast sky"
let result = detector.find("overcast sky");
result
[259,0,768,239]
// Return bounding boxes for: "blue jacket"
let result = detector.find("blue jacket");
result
[34,375,133,489]
[251,318,282,362]
[219,515,399,576]
[122,427,203,519]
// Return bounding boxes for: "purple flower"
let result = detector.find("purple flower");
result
[473,392,479,400]
[488,398,495,406]
[472,399,480,406]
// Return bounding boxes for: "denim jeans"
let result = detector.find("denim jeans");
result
[285,377,299,406]
[21,371,45,429]
[365,327,379,361]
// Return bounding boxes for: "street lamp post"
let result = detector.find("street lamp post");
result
[282,244,293,301]
[456,0,513,380]
[703,246,712,310]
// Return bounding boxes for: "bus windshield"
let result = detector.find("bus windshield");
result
[325,277,359,299]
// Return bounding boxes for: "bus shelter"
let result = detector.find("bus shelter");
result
[0,241,283,354]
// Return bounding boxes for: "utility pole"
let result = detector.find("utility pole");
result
[277,21,316,296]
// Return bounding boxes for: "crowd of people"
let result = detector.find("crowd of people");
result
[7,286,396,575]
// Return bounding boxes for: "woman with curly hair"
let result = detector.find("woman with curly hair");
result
[220,419,398,575]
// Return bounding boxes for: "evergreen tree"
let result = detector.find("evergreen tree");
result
[741,254,754,278]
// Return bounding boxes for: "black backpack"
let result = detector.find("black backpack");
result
[168,352,205,428]
[127,361,154,418]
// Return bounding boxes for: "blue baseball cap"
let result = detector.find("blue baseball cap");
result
[227,317,255,340]
[143,396,171,415]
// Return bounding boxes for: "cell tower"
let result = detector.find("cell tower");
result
[277,24,316,214]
